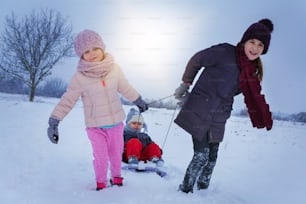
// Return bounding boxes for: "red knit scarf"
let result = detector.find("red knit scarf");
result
[236,43,273,130]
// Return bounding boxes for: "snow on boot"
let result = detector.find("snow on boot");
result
[197,161,216,190]
[150,156,164,167]
[197,143,219,190]
[178,184,193,193]
[128,156,139,167]
[156,158,164,167]
[178,149,209,193]
[110,177,124,186]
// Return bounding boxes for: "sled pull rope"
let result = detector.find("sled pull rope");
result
[147,94,174,106]
[135,94,174,133]
[161,104,179,150]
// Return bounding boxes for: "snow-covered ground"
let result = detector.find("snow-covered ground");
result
[1,92,305,204]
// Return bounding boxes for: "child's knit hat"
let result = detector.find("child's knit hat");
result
[125,108,149,132]
[126,108,144,126]
[240,18,273,54]
[74,29,106,57]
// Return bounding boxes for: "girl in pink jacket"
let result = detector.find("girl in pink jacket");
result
[47,29,148,191]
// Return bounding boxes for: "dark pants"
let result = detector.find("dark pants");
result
[192,135,219,163]
[193,134,219,189]
[179,132,219,193]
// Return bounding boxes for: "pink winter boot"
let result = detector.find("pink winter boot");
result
[96,182,107,191]
[110,177,124,186]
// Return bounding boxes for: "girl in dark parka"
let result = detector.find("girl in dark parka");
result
[174,19,274,193]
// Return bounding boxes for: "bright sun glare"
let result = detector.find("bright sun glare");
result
[111,4,189,81]
[101,2,204,99]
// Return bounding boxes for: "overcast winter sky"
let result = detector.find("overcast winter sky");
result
[1,0,305,114]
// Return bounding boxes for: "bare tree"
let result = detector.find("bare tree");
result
[0,8,74,101]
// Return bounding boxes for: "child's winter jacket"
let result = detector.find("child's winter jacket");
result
[51,54,139,127]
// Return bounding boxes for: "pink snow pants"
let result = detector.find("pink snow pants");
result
[86,123,124,185]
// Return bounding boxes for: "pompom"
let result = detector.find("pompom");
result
[258,18,273,33]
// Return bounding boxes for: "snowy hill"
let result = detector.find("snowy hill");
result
[1,93,305,204]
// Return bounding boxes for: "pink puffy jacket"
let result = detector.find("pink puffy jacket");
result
[51,54,140,127]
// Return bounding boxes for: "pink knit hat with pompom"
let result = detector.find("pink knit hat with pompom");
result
[74,29,106,57]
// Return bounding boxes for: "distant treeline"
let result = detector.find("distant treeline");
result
[0,76,178,109]
[235,109,306,124]
[1,76,305,123]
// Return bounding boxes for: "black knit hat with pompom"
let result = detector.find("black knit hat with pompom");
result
[240,18,274,54]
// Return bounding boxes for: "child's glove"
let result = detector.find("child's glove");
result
[137,133,152,147]
[174,83,190,99]
[133,96,148,113]
[177,91,190,106]
[47,117,60,144]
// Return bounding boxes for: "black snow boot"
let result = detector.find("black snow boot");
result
[178,149,209,193]
[197,143,219,190]
[197,161,216,190]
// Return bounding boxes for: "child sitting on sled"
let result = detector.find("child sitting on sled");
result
[123,108,164,167]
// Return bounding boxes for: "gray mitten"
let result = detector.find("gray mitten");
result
[137,133,152,147]
[174,83,190,99]
[177,91,190,107]
[133,96,148,113]
[47,117,60,144]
